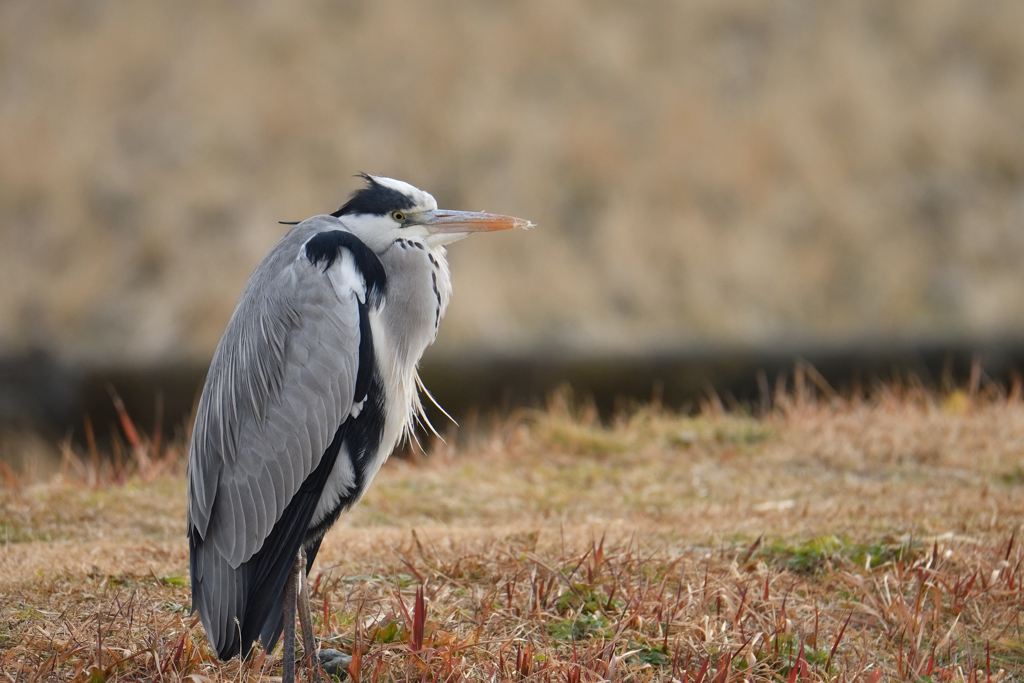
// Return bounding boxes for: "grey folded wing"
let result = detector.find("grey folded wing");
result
[186,221,373,655]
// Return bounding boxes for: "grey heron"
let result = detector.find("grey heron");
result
[187,175,530,681]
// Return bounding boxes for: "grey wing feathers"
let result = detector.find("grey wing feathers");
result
[187,219,367,653]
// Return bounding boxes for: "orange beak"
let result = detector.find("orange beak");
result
[419,209,534,234]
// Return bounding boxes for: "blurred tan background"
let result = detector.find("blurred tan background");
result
[2,0,1024,368]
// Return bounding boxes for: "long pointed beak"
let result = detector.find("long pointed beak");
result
[418,209,534,234]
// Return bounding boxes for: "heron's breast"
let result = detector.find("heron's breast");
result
[380,240,451,357]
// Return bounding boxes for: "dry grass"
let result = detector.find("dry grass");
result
[3,380,1024,681]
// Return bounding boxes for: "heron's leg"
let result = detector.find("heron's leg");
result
[282,553,302,683]
[298,547,352,680]
[297,547,317,667]
[296,544,356,679]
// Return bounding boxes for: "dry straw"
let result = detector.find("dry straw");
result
[2,369,1023,680]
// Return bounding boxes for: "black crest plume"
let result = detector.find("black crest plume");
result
[331,174,416,217]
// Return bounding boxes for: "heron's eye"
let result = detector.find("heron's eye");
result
[391,211,406,223]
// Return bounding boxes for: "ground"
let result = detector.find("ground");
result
[2,384,1024,681]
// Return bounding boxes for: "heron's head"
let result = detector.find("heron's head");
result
[331,174,532,252]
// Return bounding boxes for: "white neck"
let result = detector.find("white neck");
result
[370,239,452,455]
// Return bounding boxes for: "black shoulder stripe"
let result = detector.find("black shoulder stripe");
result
[354,301,373,404]
[304,230,387,307]
[304,372,387,545]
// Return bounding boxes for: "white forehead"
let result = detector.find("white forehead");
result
[372,176,438,211]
